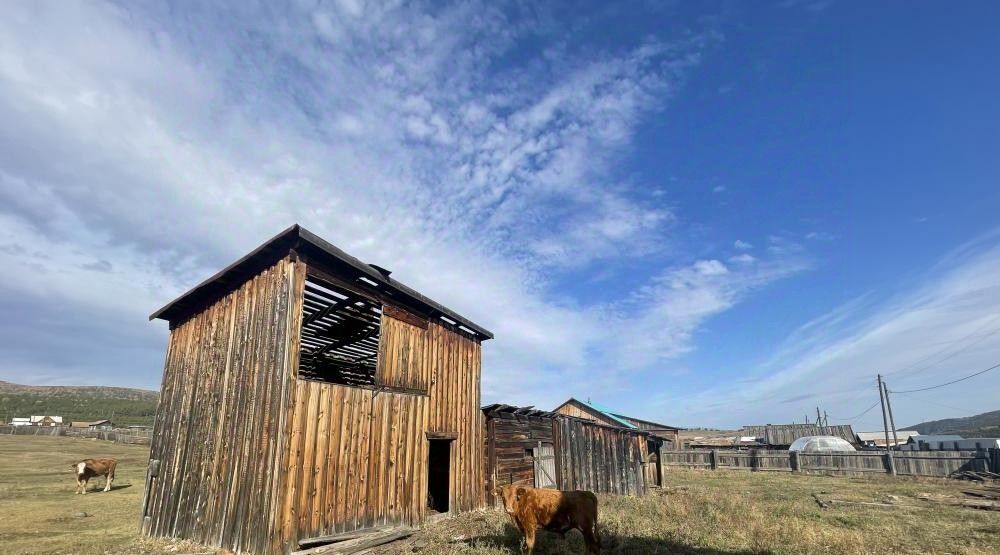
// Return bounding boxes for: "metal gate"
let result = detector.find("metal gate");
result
[533,442,557,489]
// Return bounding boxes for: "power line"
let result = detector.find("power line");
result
[891,361,1000,394]
[886,316,1000,379]
[828,400,879,421]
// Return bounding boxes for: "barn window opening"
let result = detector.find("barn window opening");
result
[298,275,381,386]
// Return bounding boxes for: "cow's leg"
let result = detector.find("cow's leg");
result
[523,527,536,555]
[80,477,89,494]
[75,477,84,494]
[103,472,113,492]
[582,522,601,554]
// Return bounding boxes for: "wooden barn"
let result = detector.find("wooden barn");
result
[140,225,492,555]
[741,424,858,449]
[483,404,655,498]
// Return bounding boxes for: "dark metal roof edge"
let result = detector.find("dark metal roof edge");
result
[149,224,493,340]
[148,223,301,322]
[613,413,685,431]
[555,397,679,431]
[296,227,492,339]
[482,403,653,436]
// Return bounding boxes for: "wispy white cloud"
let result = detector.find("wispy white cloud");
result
[662,230,1000,428]
[0,1,806,415]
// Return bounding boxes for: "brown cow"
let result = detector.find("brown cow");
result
[492,485,601,554]
[72,458,117,494]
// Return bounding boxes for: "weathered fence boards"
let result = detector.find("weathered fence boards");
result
[718,450,792,471]
[661,449,997,478]
[0,425,152,445]
[553,418,647,496]
[894,451,991,476]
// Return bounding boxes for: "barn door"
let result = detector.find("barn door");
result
[533,442,557,489]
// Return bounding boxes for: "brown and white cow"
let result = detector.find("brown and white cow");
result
[73,458,117,494]
[492,484,601,554]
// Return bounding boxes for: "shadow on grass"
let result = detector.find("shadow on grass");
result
[471,522,768,554]
[82,483,132,493]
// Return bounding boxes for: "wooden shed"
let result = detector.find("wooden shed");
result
[483,404,655,498]
[741,424,858,449]
[140,225,492,555]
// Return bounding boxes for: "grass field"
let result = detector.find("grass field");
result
[2,435,998,555]
[388,472,1000,555]
[0,436,210,555]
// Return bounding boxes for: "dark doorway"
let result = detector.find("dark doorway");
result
[648,439,662,486]
[427,439,451,513]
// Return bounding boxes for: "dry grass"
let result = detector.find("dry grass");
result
[0,435,219,555]
[2,436,997,554]
[380,470,1000,555]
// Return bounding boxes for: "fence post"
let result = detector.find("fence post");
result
[710,450,718,470]
[751,449,759,472]
[790,451,800,472]
[884,450,896,475]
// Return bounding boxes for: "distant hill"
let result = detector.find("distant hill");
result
[0,380,159,427]
[906,409,1000,439]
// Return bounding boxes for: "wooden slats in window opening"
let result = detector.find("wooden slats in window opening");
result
[298,275,382,386]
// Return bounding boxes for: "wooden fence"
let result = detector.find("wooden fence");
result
[0,425,152,445]
[661,448,996,478]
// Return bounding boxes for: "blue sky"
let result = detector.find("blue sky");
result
[1,1,998,430]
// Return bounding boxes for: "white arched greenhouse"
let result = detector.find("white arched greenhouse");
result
[788,435,857,453]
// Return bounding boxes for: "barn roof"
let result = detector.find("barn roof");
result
[150,224,493,340]
[482,403,653,436]
[553,398,637,429]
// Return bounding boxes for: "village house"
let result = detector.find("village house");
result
[856,430,920,449]
[29,415,63,427]
[141,225,492,555]
[71,419,114,431]
[552,397,683,447]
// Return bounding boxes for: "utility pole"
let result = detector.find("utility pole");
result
[877,374,892,450]
[816,406,822,427]
[881,379,899,448]
[877,374,897,474]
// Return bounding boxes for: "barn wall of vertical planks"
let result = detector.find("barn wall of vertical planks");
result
[142,225,491,555]
[482,405,652,500]
[141,257,300,555]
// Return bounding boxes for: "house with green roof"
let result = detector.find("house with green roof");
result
[553,397,682,447]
